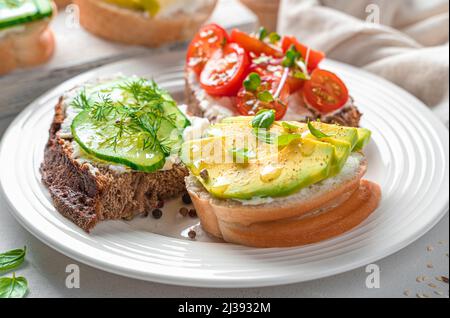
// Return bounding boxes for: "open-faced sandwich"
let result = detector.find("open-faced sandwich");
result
[41,76,196,232]
[186,24,362,126]
[54,0,71,8]
[73,0,218,47]
[182,110,381,247]
[0,0,55,75]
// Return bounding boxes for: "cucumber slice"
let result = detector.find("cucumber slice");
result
[72,110,166,173]
[0,0,53,30]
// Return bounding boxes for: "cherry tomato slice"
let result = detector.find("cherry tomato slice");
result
[200,43,250,96]
[230,29,283,58]
[281,36,325,71]
[186,24,229,76]
[250,57,304,93]
[236,75,289,120]
[303,69,349,114]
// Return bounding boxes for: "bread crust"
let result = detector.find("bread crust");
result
[187,159,381,247]
[73,0,218,47]
[41,97,189,232]
[0,17,55,75]
[54,0,72,7]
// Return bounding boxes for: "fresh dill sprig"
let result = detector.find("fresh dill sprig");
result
[75,78,182,156]
[71,90,91,110]
[91,93,115,121]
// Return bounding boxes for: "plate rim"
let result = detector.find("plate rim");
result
[1,51,449,288]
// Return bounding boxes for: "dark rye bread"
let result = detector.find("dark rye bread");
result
[185,72,362,127]
[41,98,189,232]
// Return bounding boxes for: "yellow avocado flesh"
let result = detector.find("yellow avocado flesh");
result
[209,119,358,175]
[183,117,371,200]
[182,137,334,200]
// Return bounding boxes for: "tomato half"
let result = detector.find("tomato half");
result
[186,24,229,76]
[281,36,325,71]
[230,29,282,58]
[250,57,304,93]
[303,69,349,114]
[200,43,250,96]
[236,75,289,120]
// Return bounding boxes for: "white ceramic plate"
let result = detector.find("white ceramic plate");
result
[0,52,448,288]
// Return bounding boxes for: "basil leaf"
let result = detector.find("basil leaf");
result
[258,27,268,41]
[268,32,281,44]
[0,247,26,271]
[252,109,275,129]
[252,129,277,144]
[276,134,303,147]
[282,122,300,132]
[308,121,333,138]
[293,70,309,80]
[0,274,28,298]
[230,148,256,163]
[282,45,301,68]
[257,91,275,103]
[244,73,261,92]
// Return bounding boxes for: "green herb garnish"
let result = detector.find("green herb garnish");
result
[276,134,302,147]
[230,148,256,163]
[281,122,300,132]
[257,91,275,103]
[282,45,301,68]
[243,73,261,92]
[258,27,268,41]
[1,0,25,8]
[0,247,26,272]
[0,273,28,298]
[268,32,281,44]
[251,109,275,129]
[308,120,333,138]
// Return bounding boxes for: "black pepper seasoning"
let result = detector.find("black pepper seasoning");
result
[188,230,197,240]
[182,193,192,204]
[189,209,197,218]
[152,209,163,219]
[179,207,189,217]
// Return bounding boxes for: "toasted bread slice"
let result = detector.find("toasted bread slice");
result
[185,69,363,126]
[54,0,72,7]
[41,93,189,232]
[186,153,381,247]
[0,7,55,75]
[73,0,218,47]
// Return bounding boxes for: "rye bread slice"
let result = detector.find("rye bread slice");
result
[41,97,189,232]
[185,71,362,127]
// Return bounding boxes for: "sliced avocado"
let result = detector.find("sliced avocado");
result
[182,137,335,200]
[354,128,372,151]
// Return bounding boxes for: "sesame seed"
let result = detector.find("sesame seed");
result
[427,262,434,269]
[427,245,434,252]
[403,289,411,297]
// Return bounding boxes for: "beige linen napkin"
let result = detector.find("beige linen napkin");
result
[278,0,449,124]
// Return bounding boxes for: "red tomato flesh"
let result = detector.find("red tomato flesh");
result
[281,36,325,71]
[303,69,349,114]
[236,75,289,120]
[186,24,229,76]
[250,57,305,93]
[230,29,283,58]
[200,43,250,96]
